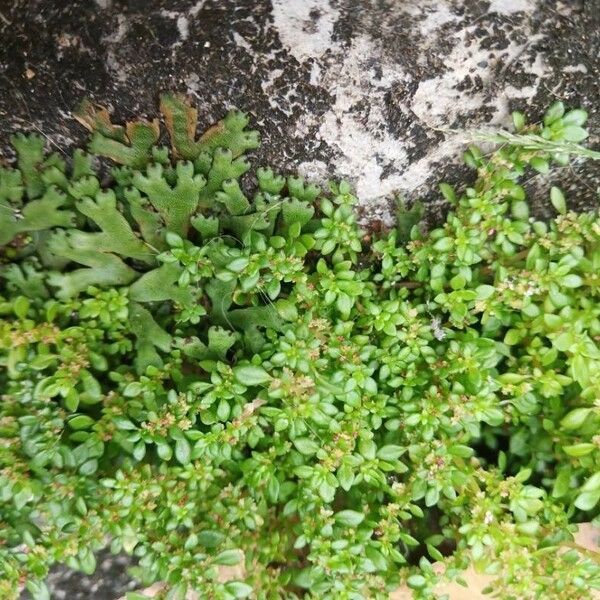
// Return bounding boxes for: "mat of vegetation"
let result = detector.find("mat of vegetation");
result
[1,96,600,600]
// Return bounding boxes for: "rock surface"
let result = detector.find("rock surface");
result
[3,0,599,597]
[1,0,599,221]
[20,551,138,600]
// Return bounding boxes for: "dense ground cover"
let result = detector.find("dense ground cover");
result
[1,97,599,599]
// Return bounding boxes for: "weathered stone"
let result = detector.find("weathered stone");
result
[1,0,599,223]
[19,550,137,600]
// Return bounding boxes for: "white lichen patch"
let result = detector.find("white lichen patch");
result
[176,16,190,41]
[410,29,544,129]
[273,0,560,210]
[488,0,536,14]
[160,10,190,42]
[299,35,409,217]
[103,14,130,83]
[272,0,340,62]
[415,3,459,35]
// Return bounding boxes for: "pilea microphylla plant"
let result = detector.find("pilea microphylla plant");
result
[1,95,600,600]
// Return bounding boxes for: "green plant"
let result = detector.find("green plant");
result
[1,96,600,600]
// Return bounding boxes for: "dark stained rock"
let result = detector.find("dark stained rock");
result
[19,550,137,600]
[3,0,599,597]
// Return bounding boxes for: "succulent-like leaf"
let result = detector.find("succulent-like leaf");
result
[10,133,46,198]
[130,302,172,373]
[75,99,160,168]
[0,186,73,245]
[132,162,205,236]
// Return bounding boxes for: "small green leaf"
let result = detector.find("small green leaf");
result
[337,463,355,491]
[64,392,80,412]
[544,101,565,125]
[197,530,225,548]
[68,415,95,430]
[224,582,253,599]
[582,473,600,493]
[79,547,97,574]
[512,111,525,131]
[561,274,582,288]
[563,443,595,457]
[233,364,272,386]
[571,354,590,385]
[228,257,250,272]
[407,574,427,589]
[293,437,319,455]
[575,490,600,511]
[175,437,191,465]
[79,459,98,475]
[113,416,137,430]
[13,296,30,319]
[26,581,50,600]
[439,183,456,203]
[165,583,187,600]
[562,125,588,143]
[425,487,439,506]
[334,510,365,528]
[427,544,444,562]
[376,445,404,461]
[550,186,566,214]
[562,109,588,126]
[476,284,495,299]
[560,407,592,431]
[29,354,57,370]
[504,329,522,345]
[552,469,571,499]
[213,549,243,566]
[448,445,474,458]
[123,382,143,397]
[433,237,453,252]
[515,468,532,483]
[530,156,549,174]
[14,487,34,509]
[156,442,173,461]
[165,231,184,247]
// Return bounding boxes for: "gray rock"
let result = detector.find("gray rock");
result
[1,0,599,222]
[3,0,599,598]
[19,550,138,600]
